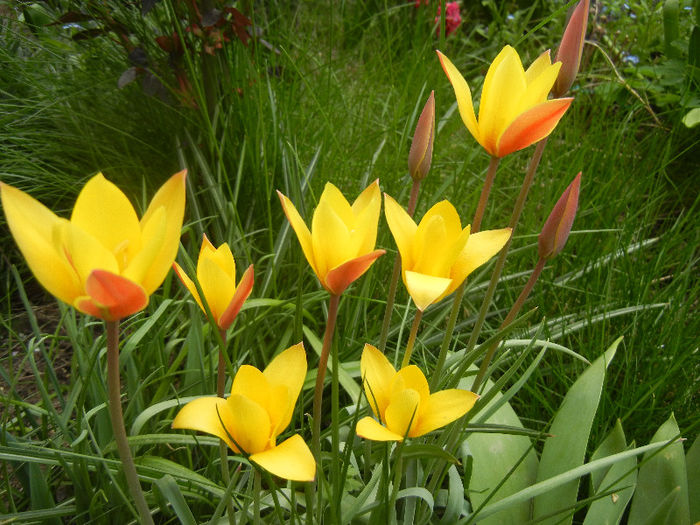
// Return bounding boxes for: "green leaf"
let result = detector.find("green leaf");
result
[686,435,700,522]
[682,107,700,128]
[341,463,382,524]
[533,336,620,525]
[583,421,637,525]
[401,443,460,464]
[628,413,690,525]
[154,474,197,525]
[302,324,360,400]
[438,465,465,524]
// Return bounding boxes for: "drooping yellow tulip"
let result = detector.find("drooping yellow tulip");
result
[1,171,187,321]
[356,344,478,441]
[384,194,511,311]
[277,181,385,296]
[172,343,315,481]
[173,234,253,331]
[437,46,573,158]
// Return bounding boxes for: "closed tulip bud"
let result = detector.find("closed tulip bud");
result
[538,173,581,260]
[408,91,436,181]
[552,0,589,97]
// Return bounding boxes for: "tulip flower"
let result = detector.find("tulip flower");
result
[408,91,436,182]
[173,235,254,331]
[552,0,589,97]
[437,46,573,158]
[538,173,581,260]
[384,194,511,311]
[172,343,315,481]
[277,181,385,296]
[356,344,478,441]
[1,171,187,321]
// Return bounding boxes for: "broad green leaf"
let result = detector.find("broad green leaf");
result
[341,464,382,524]
[686,435,700,522]
[154,474,197,525]
[583,421,637,525]
[628,413,689,525]
[532,337,620,525]
[438,465,465,524]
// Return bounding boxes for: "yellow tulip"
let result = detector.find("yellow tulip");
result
[437,46,573,158]
[384,194,511,311]
[1,171,186,321]
[173,235,253,331]
[356,344,478,441]
[277,181,385,295]
[172,343,316,481]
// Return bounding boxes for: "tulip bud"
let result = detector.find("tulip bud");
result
[408,91,435,181]
[538,173,581,260]
[552,0,589,97]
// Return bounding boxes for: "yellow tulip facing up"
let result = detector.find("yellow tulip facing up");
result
[384,194,511,311]
[172,343,316,481]
[437,46,573,158]
[1,171,186,321]
[173,235,254,331]
[356,344,478,441]
[278,181,385,295]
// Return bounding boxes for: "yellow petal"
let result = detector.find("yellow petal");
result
[64,222,120,282]
[436,51,479,143]
[524,49,553,84]
[518,60,562,113]
[414,389,478,437]
[262,343,307,435]
[319,183,354,227]
[277,190,318,278]
[0,183,82,304]
[250,434,316,482]
[197,256,235,322]
[351,181,382,256]
[70,173,142,268]
[413,201,466,276]
[123,205,166,286]
[361,344,396,421]
[384,193,418,270]
[231,365,271,412]
[385,388,421,438]
[311,198,351,280]
[139,170,187,294]
[392,366,430,404]
[212,242,236,278]
[447,228,511,296]
[172,262,204,312]
[479,46,527,154]
[227,394,271,454]
[172,396,237,451]
[355,417,404,442]
[404,271,452,311]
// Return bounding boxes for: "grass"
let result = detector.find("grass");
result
[0,0,698,522]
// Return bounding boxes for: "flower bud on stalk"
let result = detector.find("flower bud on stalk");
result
[408,91,436,182]
[552,0,590,97]
[538,172,581,260]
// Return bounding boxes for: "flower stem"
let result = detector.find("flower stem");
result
[379,179,421,352]
[105,320,154,525]
[401,309,423,368]
[472,156,500,233]
[253,468,261,524]
[216,329,236,525]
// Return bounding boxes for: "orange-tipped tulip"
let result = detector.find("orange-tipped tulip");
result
[538,173,581,260]
[552,0,589,97]
[173,235,254,331]
[408,91,436,182]
[278,181,385,295]
[1,171,186,321]
[437,47,573,158]
[384,194,511,311]
[356,344,478,441]
[172,343,315,481]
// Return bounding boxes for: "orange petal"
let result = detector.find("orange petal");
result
[324,249,385,296]
[75,269,148,320]
[496,98,573,157]
[218,264,254,330]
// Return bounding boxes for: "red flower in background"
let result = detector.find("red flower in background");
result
[435,2,462,37]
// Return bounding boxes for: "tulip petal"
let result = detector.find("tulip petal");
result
[414,389,478,437]
[218,264,254,331]
[414,213,449,275]
[197,256,235,323]
[262,342,307,434]
[212,242,236,278]
[231,365,271,412]
[384,194,418,269]
[325,249,385,296]
[277,191,317,277]
[404,271,452,311]
[352,181,382,256]
[227,394,271,454]
[386,388,421,438]
[437,51,479,142]
[320,183,354,227]
[496,98,573,157]
[518,61,562,114]
[1,183,82,304]
[361,344,396,421]
[64,222,120,283]
[311,198,352,278]
[123,205,166,286]
[392,366,430,403]
[250,434,316,482]
[138,170,187,294]
[447,228,511,297]
[356,416,404,442]
[524,50,553,84]
[70,173,142,267]
[172,396,237,451]
[553,0,589,97]
[75,269,148,321]
[172,262,204,312]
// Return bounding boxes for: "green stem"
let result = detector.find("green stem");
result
[216,329,236,525]
[471,256,546,393]
[379,179,421,352]
[105,320,154,525]
[401,310,423,368]
[472,156,500,233]
[253,468,261,524]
